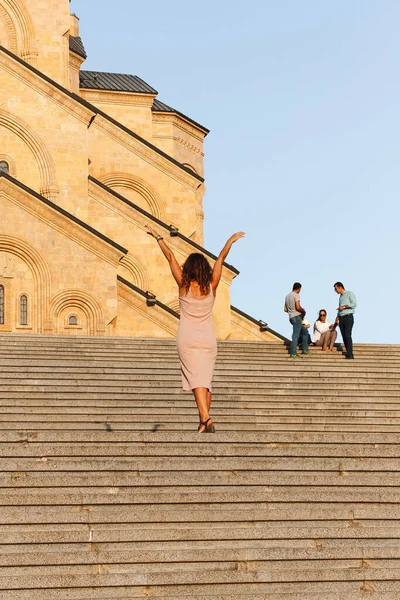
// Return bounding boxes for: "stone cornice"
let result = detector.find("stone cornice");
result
[230,305,289,343]
[92,114,203,191]
[80,88,155,108]
[0,47,95,125]
[0,174,127,266]
[230,309,280,342]
[89,178,238,284]
[117,279,178,337]
[0,45,204,187]
[69,51,85,70]
[152,113,207,142]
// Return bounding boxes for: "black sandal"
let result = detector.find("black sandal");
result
[198,418,215,433]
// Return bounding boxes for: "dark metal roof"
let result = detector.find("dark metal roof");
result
[152,99,174,112]
[80,70,157,95]
[0,45,204,184]
[69,36,87,60]
[152,99,209,134]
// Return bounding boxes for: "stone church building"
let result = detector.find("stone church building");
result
[0,0,281,341]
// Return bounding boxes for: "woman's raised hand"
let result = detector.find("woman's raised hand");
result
[228,231,246,244]
[145,224,159,238]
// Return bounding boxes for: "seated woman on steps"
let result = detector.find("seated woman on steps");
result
[313,309,337,351]
[145,224,245,433]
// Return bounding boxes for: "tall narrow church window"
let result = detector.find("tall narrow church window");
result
[0,161,9,175]
[20,295,28,325]
[0,285,4,324]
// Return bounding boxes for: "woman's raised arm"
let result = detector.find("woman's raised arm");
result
[145,224,182,287]
[211,232,245,291]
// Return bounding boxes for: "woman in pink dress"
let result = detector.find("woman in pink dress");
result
[146,225,245,433]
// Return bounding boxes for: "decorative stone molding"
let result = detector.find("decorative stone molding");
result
[93,114,203,191]
[0,3,17,53]
[183,163,199,174]
[175,136,203,155]
[117,279,177,337]
[0,153,16,177]
[0,108,58,199]
[0,234,51,333]
[0,177,125,266]
[15,290,32,329]
[69,50,85,71]
[0,47,202,190]
[88,178,237,286]
[167,300,180,314]
[230,308,281,342]
[0,48,96,125]
[99,172,165,221]
[0,0,38,65]
[152,113,208,140]
[119,254,149,291]
[49,289,105,336]
[80,89,156,108]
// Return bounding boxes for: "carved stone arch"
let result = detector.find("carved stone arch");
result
[119,254,149,290]
[182,163,198,174]
[100,173,165,221]
[0,0,38,64]
[167,300,180,314]
[0,109,58,199]
[0,3,17,52]
[16,290,30,326]
[0,154,16,177]
[50,289,105,336]
[0,235,51,332]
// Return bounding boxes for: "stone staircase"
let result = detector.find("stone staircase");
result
[0,334,399,599]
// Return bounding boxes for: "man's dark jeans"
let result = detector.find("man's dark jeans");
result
[339,314,354,357]
[289,316,309,355]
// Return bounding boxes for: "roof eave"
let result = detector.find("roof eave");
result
[0,45,203,184]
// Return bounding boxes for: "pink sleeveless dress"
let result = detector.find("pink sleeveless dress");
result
[177,286,217,391]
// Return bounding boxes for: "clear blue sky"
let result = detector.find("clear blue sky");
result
[71,0,399,344]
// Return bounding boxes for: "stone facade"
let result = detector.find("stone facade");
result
[0,0,282,341]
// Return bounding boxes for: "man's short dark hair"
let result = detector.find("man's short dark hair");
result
[292,282,302,291]
[334,282,344,289]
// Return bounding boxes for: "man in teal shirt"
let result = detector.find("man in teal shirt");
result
[334,282,357,359]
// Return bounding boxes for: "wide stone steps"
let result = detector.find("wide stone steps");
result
[0,334,399,599]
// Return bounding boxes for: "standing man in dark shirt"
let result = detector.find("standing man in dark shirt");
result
[284,282,310,358]
[334,282,357,359]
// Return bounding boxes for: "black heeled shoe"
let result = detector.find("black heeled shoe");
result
[198,418,215,433]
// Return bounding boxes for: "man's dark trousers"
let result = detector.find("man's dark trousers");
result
[339,314,354,357]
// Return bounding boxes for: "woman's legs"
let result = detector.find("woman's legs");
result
[193,387,213,431]
[328,329,337,349]
[319,331,330,350]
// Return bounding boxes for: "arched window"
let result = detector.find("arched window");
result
[0,285,4,324]
[0,161,9,175]
[20,295,28,326]
[69,315,78,326]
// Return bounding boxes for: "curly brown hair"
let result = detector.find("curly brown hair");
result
[181,253,212,295]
